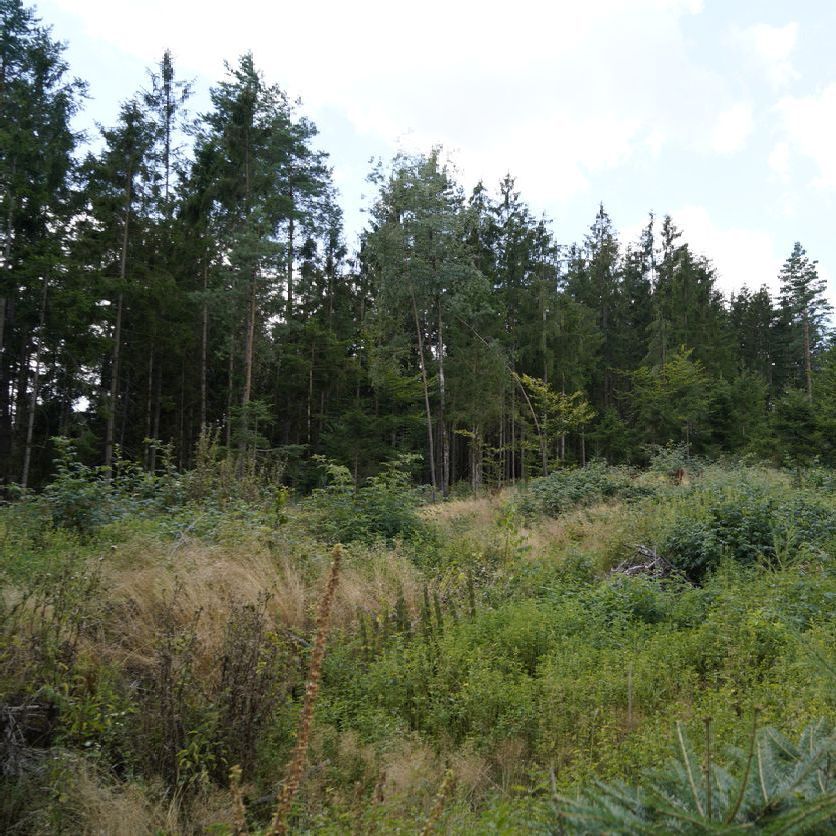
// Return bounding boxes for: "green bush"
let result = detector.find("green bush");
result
[307,455,424,543]
[37,437,187,535]
[517,461,654,519]
[658,484,836,581]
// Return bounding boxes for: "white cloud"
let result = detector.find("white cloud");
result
[735,22,799,89]
[710,102,753,154]
[768,141,791,181]
[776,83,836,189]
[671,205,782,295]
[50,0,721,206]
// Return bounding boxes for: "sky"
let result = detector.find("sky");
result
[39,0,836,309]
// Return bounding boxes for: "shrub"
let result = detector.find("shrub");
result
[307,455,424,544]
[553,719,836,833]
[517,461,653,519]
[658,485,836,581]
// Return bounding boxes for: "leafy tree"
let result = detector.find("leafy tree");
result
[520,374,595,473]
[364,150,486,496]
[630,346,710,454]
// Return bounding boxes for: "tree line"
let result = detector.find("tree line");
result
[2,0,834,493]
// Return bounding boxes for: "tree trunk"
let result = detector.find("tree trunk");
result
[242,277,256,407]
[410,288,437,499]
[105,291,124,471]
[225,343,234,448]
[470,424,482,491]
[437,298,449,497]
[105,161,133,473]
[200,262,208,429]
[286,199,294,321]
[144,345,154,469]
[240,275,257,464]
[150,366,161,473]
[307,340,315,444]
[803,311,813,401]
[21,280,48,488]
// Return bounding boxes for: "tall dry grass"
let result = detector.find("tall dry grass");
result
[91,534,420,676]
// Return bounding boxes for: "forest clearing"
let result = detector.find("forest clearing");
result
[2,0,836,831]
[1,450,835,832]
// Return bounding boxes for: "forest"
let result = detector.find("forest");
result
[1,1,835,834]
[1,2,834,491]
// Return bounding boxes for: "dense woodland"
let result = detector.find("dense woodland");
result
[2,1,834,494]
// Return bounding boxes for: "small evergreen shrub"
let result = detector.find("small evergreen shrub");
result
[553,720,836,834]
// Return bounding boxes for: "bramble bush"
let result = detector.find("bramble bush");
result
[656,483,836,581]
[517,460,655,518]
[306,455,425,543]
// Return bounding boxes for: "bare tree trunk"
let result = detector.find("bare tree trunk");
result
[144,346,154,469]
[225,344,234,448]
[510,384,516,484]
[410,288,437,499]
[307,340,315,444]
[437,299,449,497]
[242,278,256,407]
[286,199,294,322]
[470,424,482,491]
[21,280,48,488]
[105,291,124,471]
[239,276,257,464]
[178,359,185,469]
[106,162,133,473]
[200,262,208,429]
[150,366,161,473]
[803,312,813,401]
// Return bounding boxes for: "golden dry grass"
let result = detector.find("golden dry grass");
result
[419,493,505,526]
[425,488,640,571]
[87,530,421,676]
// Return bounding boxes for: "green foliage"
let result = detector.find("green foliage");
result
[656,482,836,581]
[646,441,702,476]
[517,460,653,518]
[307,455,425,543]
[38,437,186,533]
[553,720,836,833]
[40,437,114,533]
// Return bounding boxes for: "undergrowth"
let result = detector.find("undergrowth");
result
[0,450,834,833]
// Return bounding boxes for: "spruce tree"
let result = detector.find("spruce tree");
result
[777,242,832,400]
[0,0,85,486]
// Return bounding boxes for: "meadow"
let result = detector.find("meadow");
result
[1,444,834,833]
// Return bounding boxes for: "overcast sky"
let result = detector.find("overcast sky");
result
[40,0,836,307]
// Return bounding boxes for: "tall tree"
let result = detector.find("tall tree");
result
[0,0,85,486]
[78,99,156,470]
[777,242,832,401]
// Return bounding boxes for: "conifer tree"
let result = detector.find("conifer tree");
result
[777,242,832,401]
[0,0,85,486]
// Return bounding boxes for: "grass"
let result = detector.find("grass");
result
[1,460,834,833]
